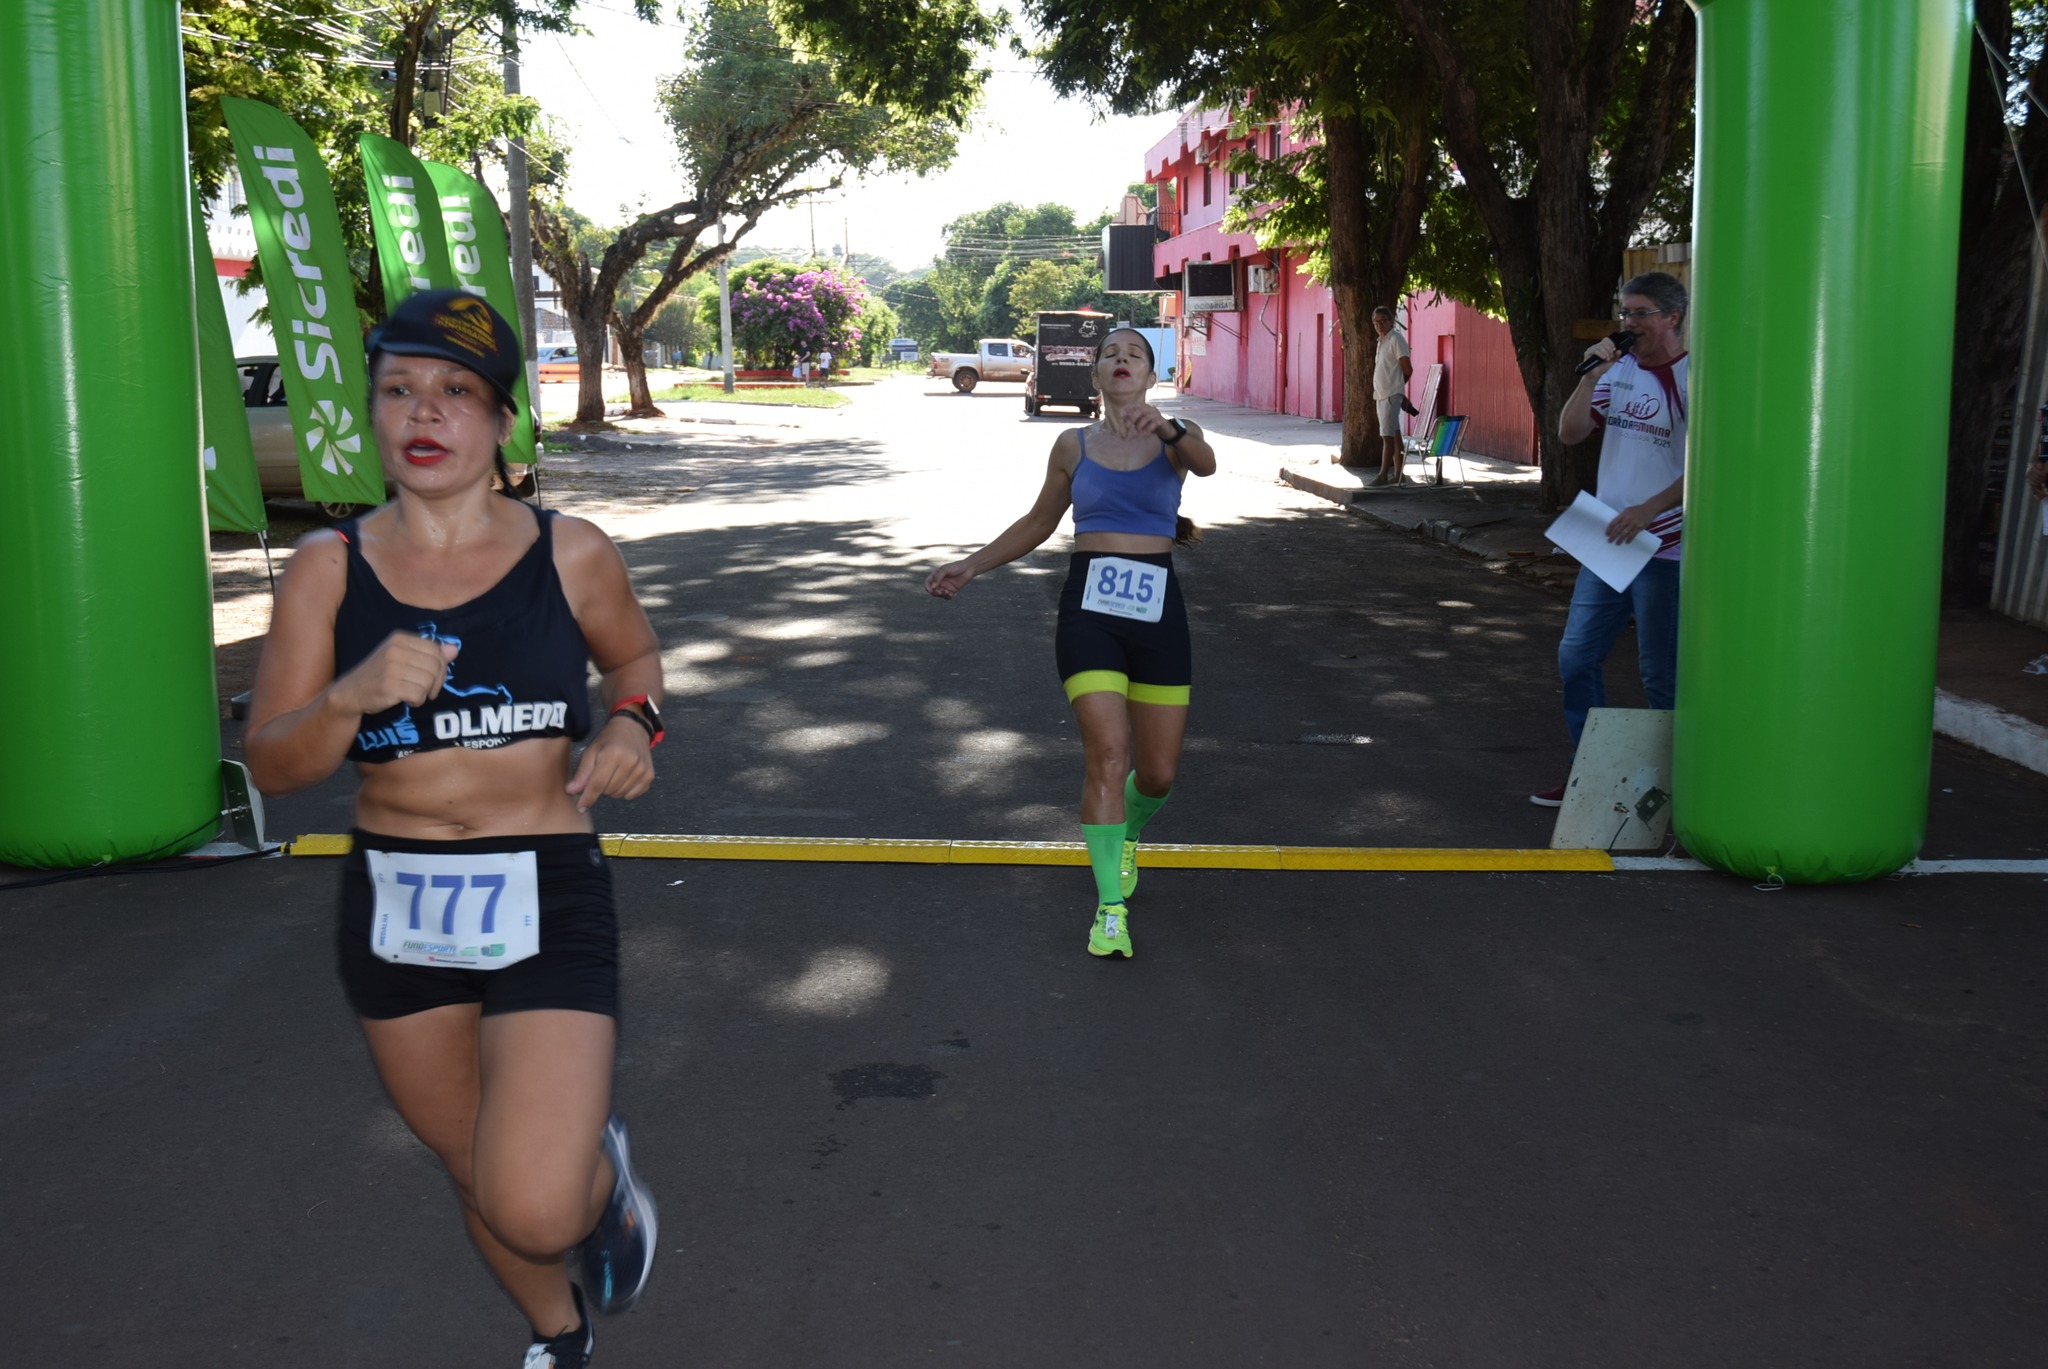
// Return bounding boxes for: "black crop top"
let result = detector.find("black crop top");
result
[333,504,592,763]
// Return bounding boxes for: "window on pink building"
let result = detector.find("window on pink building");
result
[1203,163,1212,207]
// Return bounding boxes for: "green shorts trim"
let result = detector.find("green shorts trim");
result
[1063,669,1128,701]
[1128,681,1191,706]
[1061,671,1191,706]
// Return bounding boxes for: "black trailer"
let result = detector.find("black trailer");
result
[1025,310,1113,417]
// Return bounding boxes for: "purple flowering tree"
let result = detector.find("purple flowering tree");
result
[723,260,869,368]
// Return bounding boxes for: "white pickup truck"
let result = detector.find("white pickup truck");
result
[928,338,1034,392]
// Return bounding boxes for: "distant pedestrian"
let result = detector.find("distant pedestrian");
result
[817,347,833,384]
[1533,270,1690,807]
[244,290,665,1368]
[925,328,1216,959]
[1370,305,1413,486]
[793,351,809,384]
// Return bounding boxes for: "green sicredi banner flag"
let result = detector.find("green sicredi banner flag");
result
[219,96,384,507]
[423,159,537,469]
[360,133,454,308]
[190,189,268,534]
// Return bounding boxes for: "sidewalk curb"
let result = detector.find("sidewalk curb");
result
[1282,463,2048,781]
[1933,689,2048,776]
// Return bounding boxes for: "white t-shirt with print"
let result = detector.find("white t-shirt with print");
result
[1590,352,1689,559]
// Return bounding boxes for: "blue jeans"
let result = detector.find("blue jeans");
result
[1557,559,1681,748]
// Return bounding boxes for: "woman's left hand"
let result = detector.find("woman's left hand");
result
[566,715,656,812]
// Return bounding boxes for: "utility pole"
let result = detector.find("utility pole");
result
[503,18,539,416]
[808,198,816,259]
[717,222,735,395]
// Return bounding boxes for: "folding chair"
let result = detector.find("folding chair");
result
[1401,363,1445,463]
[1429,415,1468,486]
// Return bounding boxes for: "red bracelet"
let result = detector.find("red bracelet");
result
[609,694,665,746]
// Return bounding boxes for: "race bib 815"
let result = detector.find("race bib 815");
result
[1081,556,1167,623]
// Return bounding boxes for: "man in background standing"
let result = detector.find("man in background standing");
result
[1370,305,1413,486]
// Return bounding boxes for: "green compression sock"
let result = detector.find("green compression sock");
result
[1123,772,1172,838]
[1082,823,1126,906]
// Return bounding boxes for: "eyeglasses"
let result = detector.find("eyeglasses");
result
[1617,308,1668,322]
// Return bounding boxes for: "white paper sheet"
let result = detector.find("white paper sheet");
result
[1543,490,1664,592]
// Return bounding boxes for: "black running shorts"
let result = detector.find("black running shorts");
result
[336,830,620,1020]
[1054,551,1192,704]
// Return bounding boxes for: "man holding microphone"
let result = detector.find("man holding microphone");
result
[1533,271,1690,807]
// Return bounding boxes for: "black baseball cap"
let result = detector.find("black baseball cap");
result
[367,288,521,415]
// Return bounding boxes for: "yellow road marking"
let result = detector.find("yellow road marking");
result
[284,833,1613,873]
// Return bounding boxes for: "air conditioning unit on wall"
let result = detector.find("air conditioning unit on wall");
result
[1246,264,1278,294]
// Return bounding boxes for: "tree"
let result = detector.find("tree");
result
[646,289,711,364]
[530,0,964,421]
[711,259,870,365]
[183,0,645,324]
[1030,0,1451,466]
[1944,1,2048,600]
[850,294,901,365]
[1389,0,1697,508]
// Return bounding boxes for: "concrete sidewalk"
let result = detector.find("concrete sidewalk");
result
[1156,391,2048,778]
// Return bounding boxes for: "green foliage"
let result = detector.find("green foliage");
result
[647,290,711,361]
[660,0,960,208]
[767,0,999,123]
[878,198,1154,351]
[849,295,901,365]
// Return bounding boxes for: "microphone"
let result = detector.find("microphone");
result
[1575,330,1637,376]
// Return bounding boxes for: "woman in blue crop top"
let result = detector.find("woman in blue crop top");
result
[925,328,1216,960]
[245,292,662,1367]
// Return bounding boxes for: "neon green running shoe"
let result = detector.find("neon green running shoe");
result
[1118,837,1140,900]
[1088,901,1133,958]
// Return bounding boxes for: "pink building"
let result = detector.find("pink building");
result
[1138,109,1344,423]
[1402,294,1539,464]
[1129,108,1538,463]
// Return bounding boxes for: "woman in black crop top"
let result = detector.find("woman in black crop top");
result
[925,328,1216,961]
[245,292,662,1368]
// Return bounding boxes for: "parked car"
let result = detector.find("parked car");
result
[927,338,1033,392]
[538,343,579,377]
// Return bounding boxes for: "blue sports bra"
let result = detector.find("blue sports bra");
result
[1070,429,1182,538]
[333,504,593,763]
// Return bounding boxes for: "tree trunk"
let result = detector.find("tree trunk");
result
[570,308,608,426]
[1324,110,1382,465]
[388,3,438,146]
[616,316,662,417]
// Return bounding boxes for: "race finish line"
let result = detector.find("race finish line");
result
[286,833,1612,872]
[280,835,2048,876]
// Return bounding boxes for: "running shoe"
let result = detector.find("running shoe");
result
[1118,836,1140,900]
[1088,901,1133,958]
[523,1285,592,1368]
[1530,784,1566,808]
[577,1115,658,1314]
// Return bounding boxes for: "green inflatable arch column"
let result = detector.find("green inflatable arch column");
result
[0,0,220,866]
[1676,0,1971,882]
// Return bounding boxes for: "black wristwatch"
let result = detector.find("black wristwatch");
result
[1164,418,1188,445]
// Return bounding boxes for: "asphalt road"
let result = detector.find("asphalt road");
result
[5,376,2047,1366]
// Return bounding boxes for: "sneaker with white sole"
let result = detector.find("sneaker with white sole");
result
[1118,837,1140,900]
[1530,783,1566,807]
[577,1116,658,1314]
[1088,901,1133,958]
[523,1284,593,1368]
